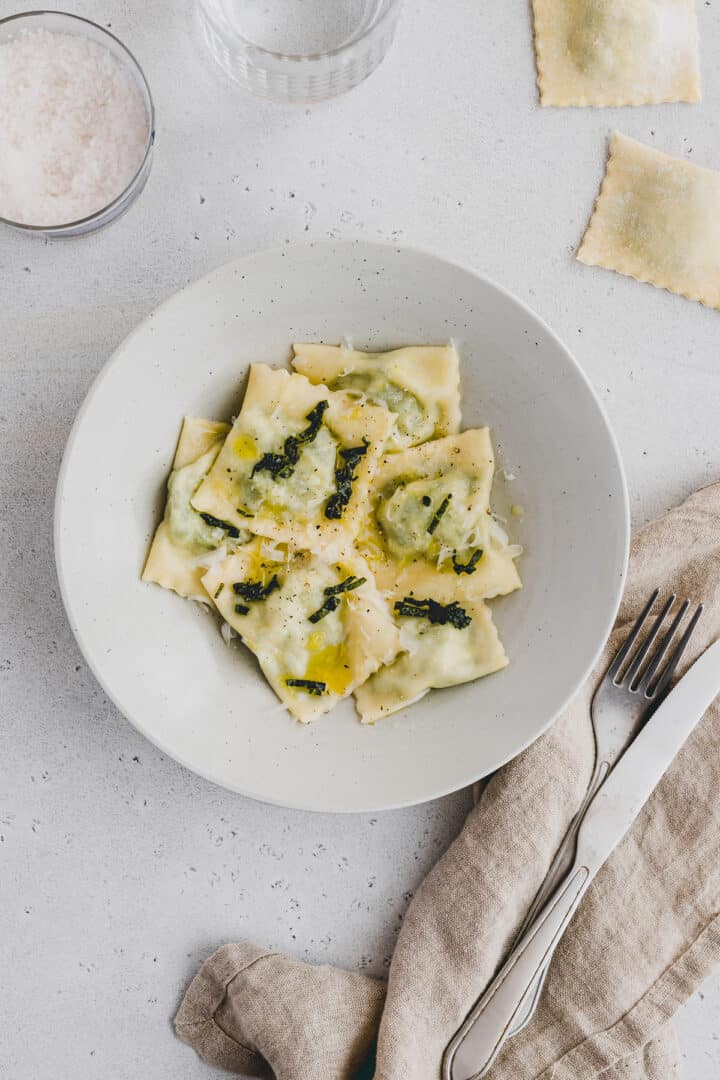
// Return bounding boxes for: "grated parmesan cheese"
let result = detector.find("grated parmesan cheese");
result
[0,28,149,225]
[188,544,228,570]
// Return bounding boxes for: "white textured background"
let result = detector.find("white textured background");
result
[1,1,719,1077]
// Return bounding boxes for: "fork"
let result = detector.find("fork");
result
[505,590,704,1036]
[443,591,705,1078]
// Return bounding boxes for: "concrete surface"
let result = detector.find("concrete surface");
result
[1,0,719,1077]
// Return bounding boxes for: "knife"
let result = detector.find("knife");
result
[443,636,720,1080]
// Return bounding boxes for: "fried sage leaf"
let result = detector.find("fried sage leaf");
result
[308,575,367,622]
[451,550,483,575]
[252,400,329,480]
[199,512,242,539]
[232,575,281,602]
[285,678,326,696]
[427,493,452,535]
[325,441,369,520]
[393,596,472,629]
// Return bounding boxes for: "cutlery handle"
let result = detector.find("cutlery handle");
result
[515,760,609,944]
[442,865,590,1080]
[504,760,612,1039]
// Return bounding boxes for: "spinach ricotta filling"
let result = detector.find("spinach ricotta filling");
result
[375,474,481,564]
[166,448,249,549]
[330,369,435,444]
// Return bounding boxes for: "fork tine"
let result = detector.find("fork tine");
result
[624,593,676,689]
[609,589,659,682]
[637,599,690,694]
[647,603,704,700]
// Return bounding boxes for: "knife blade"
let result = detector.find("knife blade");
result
[444,637,720,1080]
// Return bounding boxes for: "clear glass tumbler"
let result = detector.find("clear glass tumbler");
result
[195,0,403,102]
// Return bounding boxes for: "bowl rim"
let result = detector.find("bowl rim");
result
[197,0,403,64]
[54,238,630,813]
[0,9,156,234]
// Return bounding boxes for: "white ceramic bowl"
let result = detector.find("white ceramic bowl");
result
[55,241,629,812]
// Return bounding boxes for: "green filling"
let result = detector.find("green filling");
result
[242,422,338,520]
[376,474,477,561]
[394,597,472,629]
[166,447,250,549]
[325,441,369,520]
[568,1,657,77]
[252,400,329,480]
[330,370,433,443]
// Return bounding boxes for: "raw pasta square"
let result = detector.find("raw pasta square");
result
[291,343,461,451]
[203,541,401,723]
[356,430,522,601]
[191,364,397,559]
[533,0,701,107]
[577,132,720,309]
[142,417,250,600]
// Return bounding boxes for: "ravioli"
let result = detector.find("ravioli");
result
[291,343,461,451]
[356,430,521,600]
[191,364,396,559]
[354,566,508,724]
[142,417,251,600]
[533,0,701,107]
[202,540,401,723]
[577,133,720,309]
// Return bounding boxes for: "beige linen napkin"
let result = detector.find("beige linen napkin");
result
[176,482,720,1080]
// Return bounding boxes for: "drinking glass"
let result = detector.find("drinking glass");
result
[195,0,403,102]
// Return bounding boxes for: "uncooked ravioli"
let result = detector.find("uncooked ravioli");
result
[532,0,701,107]
[577,133,720,309]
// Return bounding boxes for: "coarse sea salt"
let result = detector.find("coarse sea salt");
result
[0,28,149,226]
